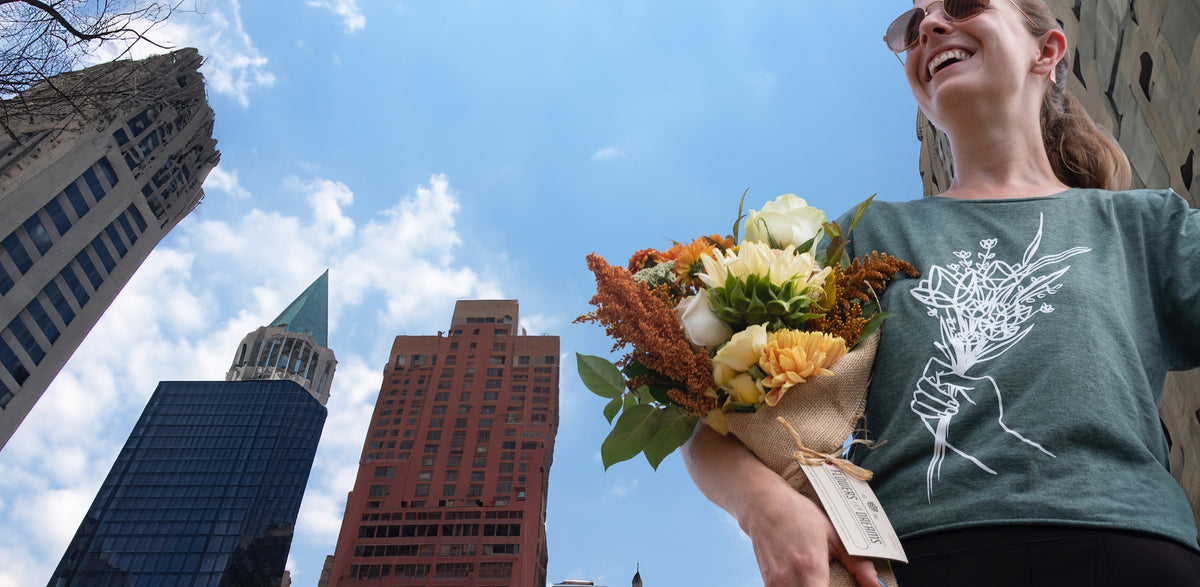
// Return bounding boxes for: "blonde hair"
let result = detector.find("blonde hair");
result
[1016,0,1132,190]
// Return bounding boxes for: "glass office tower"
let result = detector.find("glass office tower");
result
[49,272,335,587]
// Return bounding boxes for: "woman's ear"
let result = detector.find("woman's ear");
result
[1033,28,1068,79]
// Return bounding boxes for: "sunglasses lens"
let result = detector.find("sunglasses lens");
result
[885,0,994,52]
[943,0,990,21]
[886,8,923,52]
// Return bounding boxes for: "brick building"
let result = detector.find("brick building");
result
[325,300,559,586]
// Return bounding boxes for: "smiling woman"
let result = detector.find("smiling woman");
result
[683,1,1200,586]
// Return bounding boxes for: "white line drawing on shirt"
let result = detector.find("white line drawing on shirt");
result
[908,214,1090,501]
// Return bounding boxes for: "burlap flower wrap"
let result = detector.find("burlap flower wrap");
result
[724,332,897,587]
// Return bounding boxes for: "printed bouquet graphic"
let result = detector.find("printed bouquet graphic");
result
[576,193,918,587]
[908,214,1089,500]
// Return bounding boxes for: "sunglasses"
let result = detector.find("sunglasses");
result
[884,0,1038,53]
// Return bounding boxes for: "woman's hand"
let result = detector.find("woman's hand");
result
[683,422,881,587]
[739,470,880,586]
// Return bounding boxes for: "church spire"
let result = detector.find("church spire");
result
[270,269,329,347]
[226,270,337,405]
[632,563,642,587]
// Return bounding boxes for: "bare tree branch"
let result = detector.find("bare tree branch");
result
[0,0,181,96]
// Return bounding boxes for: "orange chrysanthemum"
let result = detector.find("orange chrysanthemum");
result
[760,330,847,406]
[674,235,735,283]
[627,248,662,273]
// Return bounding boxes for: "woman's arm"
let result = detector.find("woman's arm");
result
[682,422,881,587]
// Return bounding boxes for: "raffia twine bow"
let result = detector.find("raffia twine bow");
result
[776,416,877,481]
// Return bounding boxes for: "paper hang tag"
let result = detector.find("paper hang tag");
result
[799,461,908,563]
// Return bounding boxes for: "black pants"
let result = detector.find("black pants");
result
[893,526,1200,586]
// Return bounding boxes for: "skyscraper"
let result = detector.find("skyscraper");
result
[0,47,220,449]
[325,300,559,586]
[49,271,335,587]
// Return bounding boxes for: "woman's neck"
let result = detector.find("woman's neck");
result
[933,99,1070,200]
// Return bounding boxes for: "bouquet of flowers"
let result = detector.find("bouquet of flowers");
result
[576,193,918,586]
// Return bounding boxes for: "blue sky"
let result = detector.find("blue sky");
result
[0,1,926,585]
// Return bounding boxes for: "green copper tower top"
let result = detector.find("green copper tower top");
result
[271,270,329,348]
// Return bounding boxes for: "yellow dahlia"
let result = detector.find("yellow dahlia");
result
[760,330,847,406]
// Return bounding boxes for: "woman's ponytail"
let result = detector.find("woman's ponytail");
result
[1021,0,1133,190]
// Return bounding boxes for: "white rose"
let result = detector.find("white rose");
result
[743,194,825,249]
[674,290,733,349]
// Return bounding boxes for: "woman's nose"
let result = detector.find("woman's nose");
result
[918,4,955,47]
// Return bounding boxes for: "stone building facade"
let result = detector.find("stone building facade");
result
[0,48,219,448]
[915,0,1200,525]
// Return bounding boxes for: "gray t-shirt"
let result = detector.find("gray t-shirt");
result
[841,187,1200,550]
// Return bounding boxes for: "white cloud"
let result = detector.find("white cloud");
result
[204,165,252,199]
[83,0,276,107]
[0,174,503,585]
[607,478,639,499]
[308,0,366,33]
[591,146,624,160]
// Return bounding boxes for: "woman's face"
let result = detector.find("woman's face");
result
[901,0,1043,125]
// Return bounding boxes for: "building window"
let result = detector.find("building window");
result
[8,316,45,364]
[483,543,519,556]
[89,235,116,272]
[434,562,474,578]
[374,467,396,478]
[2,233,32,274]
[415,484,430,497]
[22,216,52,255]
[440,543,476,557]
[479,562,514,578]
[442,483,456,497]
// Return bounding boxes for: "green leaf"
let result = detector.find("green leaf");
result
[633,385,655,404]
[645,384,673,404]
[601,404,662,470]
[852,310,893,349]
[794,230,821,255]
[621,360,651,379]
[847,194,876,233]
[623,392,638,410]
[643,410,699,469]
[603,396,623,424]
[732,188,750,243]
[576,353,625,399]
